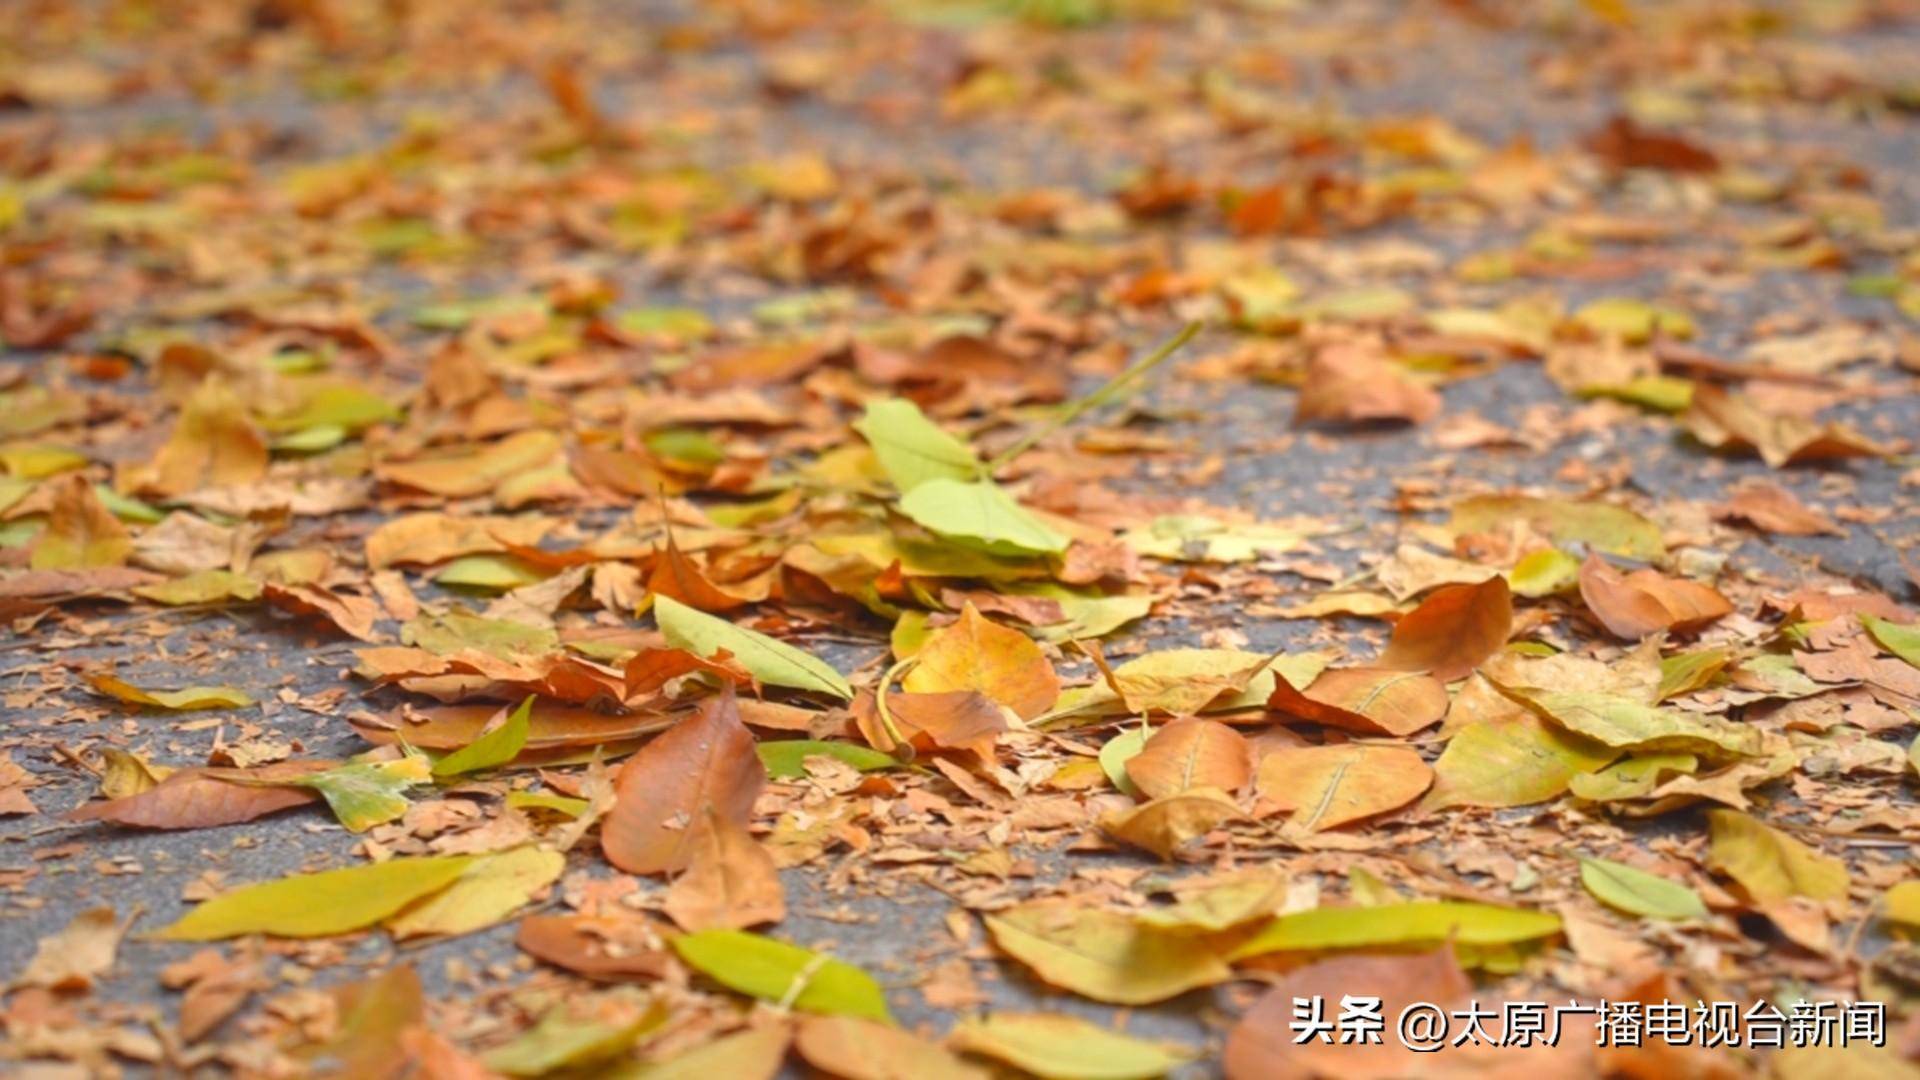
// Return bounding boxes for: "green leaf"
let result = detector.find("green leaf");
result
[1097,723,1150,797]
[411,294,549,330]
[1863,615,1920,670]
[294,753,431,832]
[898,478,1068,557]
[484,1004,667,1077]
[1657,647,1732,701]
[1491,683,1761,759]
[132,570,264,606]
[1579,857,1708,920]
[852,398,981,493]
[432,697,533,778]
[758,739,900,780]
[1235,901,1562,958]
[152,855,476,940]
[654,595,851,699]
[670,930,891,1022]
[949,1013,1195,1080]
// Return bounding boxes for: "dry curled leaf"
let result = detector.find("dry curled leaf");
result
[1377,575,1512,681]
[1578,555,1732,640]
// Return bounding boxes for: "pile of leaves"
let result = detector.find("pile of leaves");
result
[2,0,1920,1077]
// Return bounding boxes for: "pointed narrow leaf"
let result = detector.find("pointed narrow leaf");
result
[431,696,533,778]
[1579,857,1708,920]
[153,856,477,941]
[654,595,851,699]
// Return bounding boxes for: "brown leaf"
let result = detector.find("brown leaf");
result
[263,582,383,642]
[1293,345,1440,427]
[1682,384,1888,468]
[1267,667,1449,737]
[1583,115,1719,173]
[352,702,668,752]
[903,603,1059,720]
[851,688,1007,759]
[1578,555,1731,640]
[66,762,331,830]
[1712,480,1842,537]
[515,913,676,981]
[1225,948,1471,1080]
[1124,719,1252,800]
[14,907,125,992]
[161,944,265,1043]
[663,805,786,932]
[648,531,752,612]
[1378,576,1512,681]
[602,691,764,875]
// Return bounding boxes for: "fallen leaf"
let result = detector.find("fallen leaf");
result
[903,603,1059,719]
[1578,555,1732,640]
[670,929,891,1022]
[663,806,786,931]
[1579,856,1708,921]
[1378,576,1512,681]
[1224,948,1471,1080]
[603,691,765,875]
[1449,494,1665,560]
[483,1003,666,1078]
[1266,667,1449,736]
[12,906,124,991]
[949,1013,1196,1080]
[1123,718,1251,799]
[1100,787,1243,860]
[67,761,330,830]
[794,1015,987,1080]
[620,1024,791,1080]
[386,846,565,939]
[153,855,477,940]
[1683,384,1888,468]
[983,899,1233,1005]
[29,474,130,570]
[1421,712,1617,811]
[1713,480,1843,537]
[86,671,253,711]
[898,478,1069,558]
[654,595,851,699]
[1235,900,1562,957]
[1706,809,1848,903]
[1255,744,1433,831]
[853,397,981,493]
[431,696,533,778]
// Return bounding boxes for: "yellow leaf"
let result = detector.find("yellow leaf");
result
[1256,744,1432,832]
[983,899,1232,1005]
[153,856,476,941]
[385,846,564,939]
[1706,810,1848,903]
[949,1013,1196,1080]
[904,603,1058,720]
[1421,712,1616,811]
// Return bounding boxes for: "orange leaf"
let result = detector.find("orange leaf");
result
[1123,719,1252,800]
[29,474,131,571]
[1255,744,1432,831]
[903,603,1058,720]
[602,691,764,875]
[663,806,786,932]
[1377,576,1512,681]
[1578,555,1731,640]
[515,913,676,981]
[647,531,750,613]
[1267,667,1449,737]
[145,379,269,497]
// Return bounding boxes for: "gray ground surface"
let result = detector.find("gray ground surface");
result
[3,1,1919,1075]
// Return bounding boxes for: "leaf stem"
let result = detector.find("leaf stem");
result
[985,320,1201,475]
